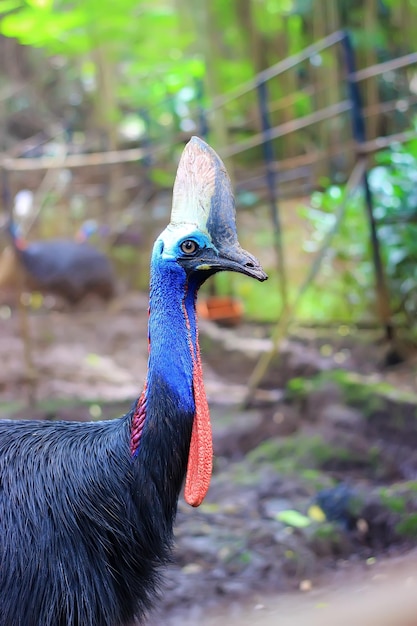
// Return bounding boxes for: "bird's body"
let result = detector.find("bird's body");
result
[5,227,115,303]
[0,259,196,625]
[0,399,190,625]
[0,138,267,626]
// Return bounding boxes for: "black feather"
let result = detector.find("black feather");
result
[0,378,193,626]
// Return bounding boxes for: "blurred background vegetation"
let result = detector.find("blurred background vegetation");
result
[1,0,417,329]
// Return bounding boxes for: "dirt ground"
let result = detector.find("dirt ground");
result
[1,295,417,626]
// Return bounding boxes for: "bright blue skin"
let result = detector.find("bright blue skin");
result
[146,242,195,416]
[146,228,213,406]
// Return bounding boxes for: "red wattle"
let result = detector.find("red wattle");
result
[184,340,213,507]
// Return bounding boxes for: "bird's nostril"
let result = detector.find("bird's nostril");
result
[245,261,255,268]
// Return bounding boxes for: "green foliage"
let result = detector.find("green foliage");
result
[1,0,182,55]
[0,0,205,128]
[213,271,282,323]
[378,488,406,514]
[247,433,355,474]
[298,185,373,322]
[299,469,335,490]
[149,168,175,188]
[2,0,416,162]
[2,1,97,53]
[287,370,417,408]
[300,135,417,324]
[287,375,320,396]
[395,512,417,538]
[311,521,341,541]
[369,137,417,319]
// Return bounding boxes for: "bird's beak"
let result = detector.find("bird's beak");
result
[171,136,268,282]
[194,243,267,281]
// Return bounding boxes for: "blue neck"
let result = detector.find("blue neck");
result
[130,247,201,526]
[146,254,198,413]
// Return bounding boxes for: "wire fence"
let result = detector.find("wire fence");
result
[1,30,417,346]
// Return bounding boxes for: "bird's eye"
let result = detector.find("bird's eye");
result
[180,240,198,255]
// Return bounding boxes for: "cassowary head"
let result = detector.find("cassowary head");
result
[156,136,267,285]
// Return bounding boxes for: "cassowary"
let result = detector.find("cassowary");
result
[0,137,267,626]
[0,219,115,399]
[4,220,115,303]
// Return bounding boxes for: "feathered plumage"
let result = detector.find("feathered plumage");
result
[6,222,115,303]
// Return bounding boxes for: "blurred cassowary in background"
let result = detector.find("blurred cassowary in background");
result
[3,219,115,303]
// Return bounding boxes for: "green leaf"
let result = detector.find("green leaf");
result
[0,0,23,14]
[276,509,312,528]
[0,7,88,50]
[150,168,174,188]
[26,0,53,9]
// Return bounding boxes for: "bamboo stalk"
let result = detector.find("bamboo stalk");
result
[363,0,379,139]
